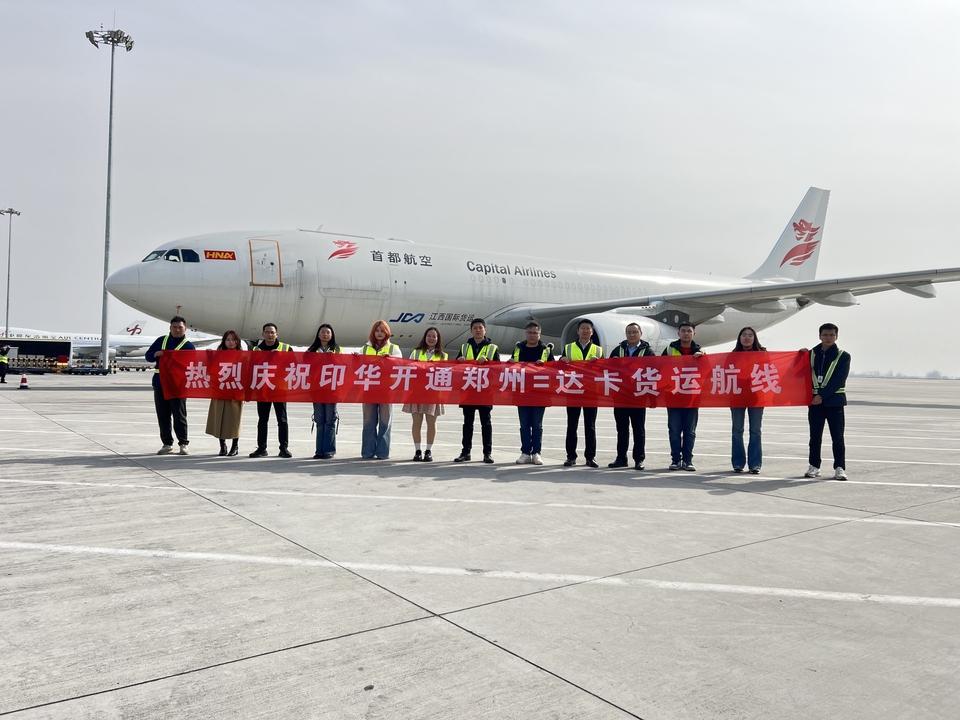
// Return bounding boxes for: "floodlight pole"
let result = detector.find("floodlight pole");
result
[0,208,20,340]
[87,27,134,369]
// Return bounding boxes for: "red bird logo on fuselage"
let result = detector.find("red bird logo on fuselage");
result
[328,240,358,260]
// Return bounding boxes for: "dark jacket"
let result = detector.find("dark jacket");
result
[146,335,196,388]
[811,345,849,407]
[610,339,655,358]
[512,341,553,362]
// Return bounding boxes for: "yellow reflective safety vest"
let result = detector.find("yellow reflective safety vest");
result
[461,341,499,361]
[512,343,552,362]
[254,342,292,352]
[154,334,190,373]
[412,349,448,361]
[811,348,846,395]
[564,342,602,361]
[364,343,400,357]
[0,355,8,365]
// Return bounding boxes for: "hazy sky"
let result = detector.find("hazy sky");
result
[2,1,958,375]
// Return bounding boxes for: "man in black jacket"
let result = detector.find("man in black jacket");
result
[608,323,656,470]
[662,323,704,471]
[804,323,850,480]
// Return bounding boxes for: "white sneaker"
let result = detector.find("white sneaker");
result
[804,465,820,478]
[157,445,174,455]
[531,453,543,465]
[834,467,848,481]
[179,444,190,455]
[516,453,531,464]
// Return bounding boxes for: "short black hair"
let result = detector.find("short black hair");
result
[262,322,278,331]
[525,322,541,331]
[577,319,594,329]
[625,322,642,332]
[678,322,696,331]
[470,318,486,328]
[819,323,839,334]
[170,316,186,325]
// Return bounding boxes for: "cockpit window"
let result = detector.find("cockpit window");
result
[181,249,200,263]
[163,249,182,262]
[142,251,163,262]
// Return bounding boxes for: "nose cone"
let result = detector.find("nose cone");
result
[106,264,140,305]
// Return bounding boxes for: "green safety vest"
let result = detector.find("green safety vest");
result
[364,343,399,356]
[154,334,189,373]
[512,344,552,362]
[811,348,846,395]
[413,349,448,361]
[461,341,499,361]
[254,342,292,352]
[564,342,602,361]
[0,355,7,365]
[666,344,699,356]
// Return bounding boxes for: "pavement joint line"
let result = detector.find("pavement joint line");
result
[7,539,958,608]
[4,478,960,528]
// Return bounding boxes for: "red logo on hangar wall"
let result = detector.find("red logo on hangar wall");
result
[204,250,237,260]
[328,240,358,260]
[779,219,821,267]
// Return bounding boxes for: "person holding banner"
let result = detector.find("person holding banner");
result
[730,327,765,474]
[455,318,499,464]
[403,327,447,462]
[307,324,341,459]
[803,323,850,480]
[607,323,656,470]
[249,323,294,458]
[205,330,245,456]
[361,320,402,459]
[663,322,704,471]
[146,316,196,455]
[561,319,604,468]
[508,321,553,466]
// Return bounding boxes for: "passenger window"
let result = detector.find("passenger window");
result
[181,249,200,262]
[141,251,162,262]
[163,250,181,262]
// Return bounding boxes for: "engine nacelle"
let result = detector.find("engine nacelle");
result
[559,313,676,355]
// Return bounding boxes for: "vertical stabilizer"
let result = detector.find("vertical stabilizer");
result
[746,187,830,281]
[116,318,148,337]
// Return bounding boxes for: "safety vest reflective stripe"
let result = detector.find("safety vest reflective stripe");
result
[461,343,498,360]
[512,345,551,362]
[414,349,448,361]
[155,335,190,372]
[0,356,7,364]
[254,342,291,352]
[811,349,846,394]
[364,343,399,356]
[564,343,602,361]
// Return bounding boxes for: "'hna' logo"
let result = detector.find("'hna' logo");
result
[328,240,358,260]
[126,324,142,336]
[204,250,237,260]
[389,312,425,323]
[779,219,821,267]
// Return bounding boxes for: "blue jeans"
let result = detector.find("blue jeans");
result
[313,403,338,456]
[731,407,763,470]
[666,408,698,464]
[362,403,393,459]
[517,406,546,454]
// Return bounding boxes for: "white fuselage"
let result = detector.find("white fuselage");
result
[105,230,801,353]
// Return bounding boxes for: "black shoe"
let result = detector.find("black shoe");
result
[563,458,576,467]
[413,450,423,461]
[218,440,227,457]
[278,448,292,458]
[483,454,494,464]
[749,467,761,474]
[249,447,268,458]
[313,453,324,459]
[454,453,471,462]
[733,467,744,473]
[608,458,629,468]
[684,461,696,472]
[228,440,239,457]
[635,461,645,470]
[423,450,433,462]
[585,459,599,468]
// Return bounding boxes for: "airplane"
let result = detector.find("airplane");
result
[0,319,219,358]
[104,187,960,355]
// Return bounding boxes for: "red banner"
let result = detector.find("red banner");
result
[158,351,812,408]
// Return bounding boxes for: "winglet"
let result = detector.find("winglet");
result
[746,187,830,282]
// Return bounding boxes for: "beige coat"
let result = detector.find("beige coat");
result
[205,399,243,439]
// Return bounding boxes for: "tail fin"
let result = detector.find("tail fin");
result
[746,187,830,282]
[116,318,148,337]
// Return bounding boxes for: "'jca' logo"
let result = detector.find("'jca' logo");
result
[389,312,425,323]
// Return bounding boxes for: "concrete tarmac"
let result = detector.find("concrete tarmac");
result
[1,376,958,719]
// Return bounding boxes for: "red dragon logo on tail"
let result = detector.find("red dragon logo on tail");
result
[779,219,820,267]
[328,239,358,260]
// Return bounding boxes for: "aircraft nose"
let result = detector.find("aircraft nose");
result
[106,264,140,305]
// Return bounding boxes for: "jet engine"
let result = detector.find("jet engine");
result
[559,313,675,355]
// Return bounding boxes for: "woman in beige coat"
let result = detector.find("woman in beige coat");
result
[206,330,245,455]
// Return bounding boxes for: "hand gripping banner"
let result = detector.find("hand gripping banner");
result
[159,351,812,408]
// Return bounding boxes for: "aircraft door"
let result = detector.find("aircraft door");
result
[250,239,282,286]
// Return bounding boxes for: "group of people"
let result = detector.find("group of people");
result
[147,316,850,479]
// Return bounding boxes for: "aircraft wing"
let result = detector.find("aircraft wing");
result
[493,267,960,329]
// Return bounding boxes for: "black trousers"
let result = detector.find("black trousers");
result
[461,405,492,455]
[0,362,7,383]
[566,406,598,460]
[257,401,289,450]
[613,407,647,462]
[153,385,188,446]
[809,404,845,469]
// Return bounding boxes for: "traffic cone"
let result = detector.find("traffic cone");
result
[18,373,29,390]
